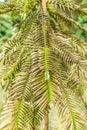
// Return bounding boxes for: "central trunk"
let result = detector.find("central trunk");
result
[44,110,49,130]
[42,0,49,130]
[42,0,46,14]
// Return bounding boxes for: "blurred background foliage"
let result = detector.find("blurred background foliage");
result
[0,0,22,52]
[0,14,18,49]
[76,0,87,41]
[81,0,87,7]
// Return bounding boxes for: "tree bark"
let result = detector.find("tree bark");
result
[42,0,46,14]
[44,110,49,130]
[41,1,49,129]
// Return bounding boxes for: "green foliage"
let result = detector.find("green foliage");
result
[76,15,87,40]
[0,0,87,130]
[0,14,10,51]
[0,14,18,53]
[0,14,15,38]
[81,0,87,7]
[76,0,87,40]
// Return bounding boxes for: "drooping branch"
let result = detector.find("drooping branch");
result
[56,12,87,33]
[47,1,87,15]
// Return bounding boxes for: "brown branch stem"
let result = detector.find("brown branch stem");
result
[42,0,46,14]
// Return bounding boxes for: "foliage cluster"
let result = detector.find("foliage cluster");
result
[0,0,87,130]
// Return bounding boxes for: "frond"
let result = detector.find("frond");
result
[68,60,87,85]
[0,46,27,91]
[0,101,45,129]
[54,11,87,33]
[0,2,22,14]
[47,0,87,33]
[49,31,85,66]
[47,0,87,15]
[80,85,87,105]
[55,88,87,130]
